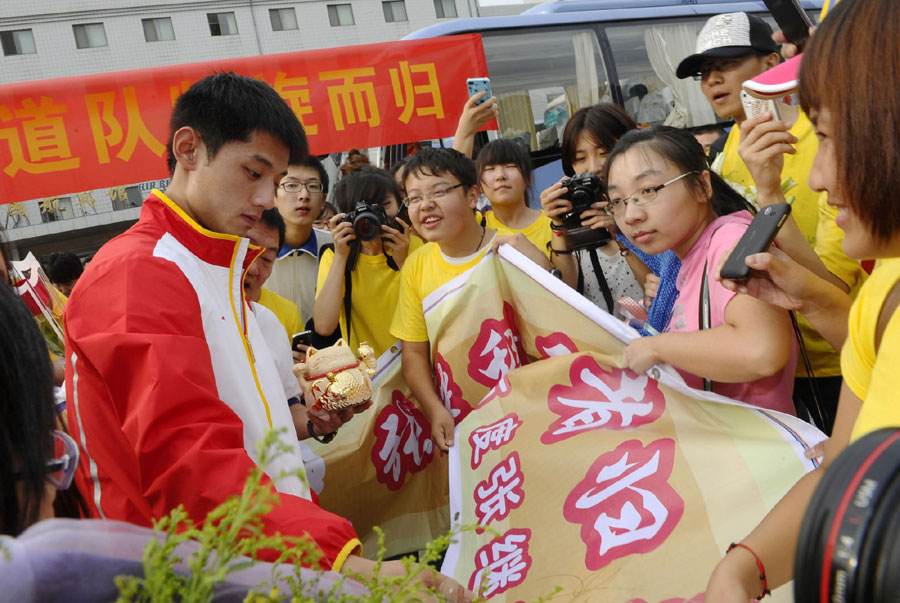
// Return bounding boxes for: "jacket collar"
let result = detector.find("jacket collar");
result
[143,189,263,271]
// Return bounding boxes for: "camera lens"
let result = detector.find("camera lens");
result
[353,213,381,241]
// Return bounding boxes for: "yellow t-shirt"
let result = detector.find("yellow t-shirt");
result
[717,111,865,376]
[483,210,553,259]
[258,288,303,341]
[316,240,422,358]
[842,259,900,442]
[390,241,493,343]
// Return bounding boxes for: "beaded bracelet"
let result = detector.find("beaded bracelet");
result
[727,542,771,600]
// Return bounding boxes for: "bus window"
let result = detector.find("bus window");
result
[605,19,720,129]
[480,27,610,152]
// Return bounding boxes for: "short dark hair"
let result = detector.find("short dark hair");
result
[402,148,477,191]
[332,166,402,214]
[692,124,727,137]
[0,282,56,536]
[476,138,534,187]
[318,202,338,219]
[259,208,286,251]
[605,126,752,218]
[294,155,330,194]
[166,72,307,174]
[561,103,638,176]
[800,0,900,243]
[43,252,83,286]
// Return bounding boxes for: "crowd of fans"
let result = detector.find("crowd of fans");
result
[2,0,899,599]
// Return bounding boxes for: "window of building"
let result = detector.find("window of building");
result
[382,1,408,23]
[1,29,36,56]
[142,17,175,42]
[40,197,73,223]
[208,12,238,36]
[434,0,457,19]
[73,23,108,49]
[269,8,298,31]
[327,4,355,27]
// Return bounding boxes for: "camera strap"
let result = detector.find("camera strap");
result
[584,248,615,314]
[341,240,400,346]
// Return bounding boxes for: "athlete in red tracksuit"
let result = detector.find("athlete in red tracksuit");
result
[64,190,361,570]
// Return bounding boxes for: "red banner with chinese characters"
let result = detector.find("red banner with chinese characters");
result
[0,34,488,205]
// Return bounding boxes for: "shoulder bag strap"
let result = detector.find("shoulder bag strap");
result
[875,276,900,352]
[699,261,713,392]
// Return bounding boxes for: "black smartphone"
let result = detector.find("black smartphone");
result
[389,203,409,233]
[719,203,792,281]
[763,0,814,51]
[292,330,313,351]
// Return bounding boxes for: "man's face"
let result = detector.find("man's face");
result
[699,54,771,121]
[182,131,289,237]
[274,165,326,230]
[244,223,279,303]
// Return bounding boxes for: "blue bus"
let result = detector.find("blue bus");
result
[399,0,822,163]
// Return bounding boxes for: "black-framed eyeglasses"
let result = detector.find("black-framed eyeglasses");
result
[404,183,464,206]
[692,57,747,81]
[12,430,80,490]
[606,171,700,216]
[279,181,324,194]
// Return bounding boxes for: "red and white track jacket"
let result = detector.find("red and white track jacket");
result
[64,191,360,570]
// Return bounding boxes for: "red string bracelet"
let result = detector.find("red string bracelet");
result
[727,542,771,600]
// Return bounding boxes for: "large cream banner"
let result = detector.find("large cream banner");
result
[306,245,823,601]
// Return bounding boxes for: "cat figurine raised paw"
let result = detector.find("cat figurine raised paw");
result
[293,339,377,412]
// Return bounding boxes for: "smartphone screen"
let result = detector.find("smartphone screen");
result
[763,0,814,50]
[719,204,792,281]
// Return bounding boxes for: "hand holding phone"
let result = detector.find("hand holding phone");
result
[741,90,782,121]
[763,0,814,51]
[292,330,313,352]
[466,77,492,106]
[719,203,792,282]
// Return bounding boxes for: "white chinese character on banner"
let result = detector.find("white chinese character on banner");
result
[563,439,684,570]
[468,528,532,597]
[469,413,522,469]
[542,356,665,444]
[474,452,524,526]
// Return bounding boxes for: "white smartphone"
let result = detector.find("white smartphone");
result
[466,77,492,106]
[741,89,782,121]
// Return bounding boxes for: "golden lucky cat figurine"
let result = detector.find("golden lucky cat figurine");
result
[292,339,377,412]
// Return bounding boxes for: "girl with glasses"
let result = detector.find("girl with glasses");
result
[0,278,81,536]
[605,126,797,415]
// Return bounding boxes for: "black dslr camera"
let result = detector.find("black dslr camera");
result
[342,200,387,242]
[558,173,611,251]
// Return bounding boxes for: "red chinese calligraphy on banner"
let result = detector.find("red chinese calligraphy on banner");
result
[0,35,488,205]
[563,439,684,571]
[370,390,435,491]
[468,528,533,598]
[469,413,522,469]
[535,331,579,359]
[434,352,472,426]
[473,451,525,527]
[541,356,665,445]
[467,302,527,389]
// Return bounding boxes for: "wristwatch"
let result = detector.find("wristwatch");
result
[307,420,337,444]
[549,267,563,280]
